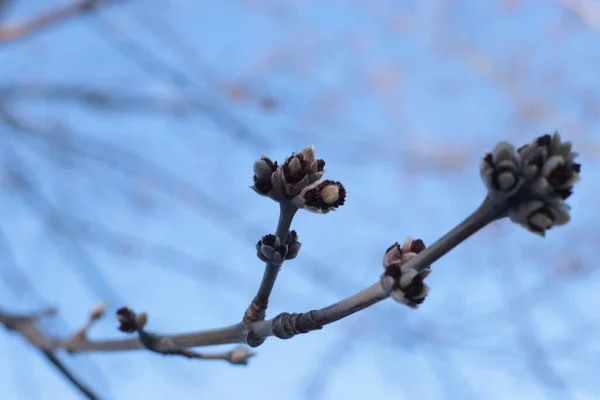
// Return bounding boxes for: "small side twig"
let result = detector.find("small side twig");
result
[0,308,102,400]
[116,307,255,364]
[40,350,101,400]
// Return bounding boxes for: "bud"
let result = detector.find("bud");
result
[293,180,346,213]
[284,230,301,260]
[229,345,256,365]
[381,236,430,308]
[518,132,580,197]
[480,142,521,195]
[482,132,580,236]
[89,302,106,321]
[508,199,570,236]
[251,156,278,197]
[116,306,139,333]
[382,242,403,269]
[278,146,327,196]
[256,234,288,265]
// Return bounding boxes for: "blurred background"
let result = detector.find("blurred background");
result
[0,0,599,399]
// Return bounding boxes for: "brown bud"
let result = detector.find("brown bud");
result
[116,307,138,333]
[381,237,430,308]
[256,234,288,265]
[251,156,278,197]
[382,242,403,269]
[89,302,106,321]
[293,180,346,213]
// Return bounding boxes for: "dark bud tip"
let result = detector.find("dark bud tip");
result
[410,239,426,254]
[116,307,138,333]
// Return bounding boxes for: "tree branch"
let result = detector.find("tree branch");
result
[0,0,120,44]
[0,307,254,365]
[40,351,101,400]
[2,195,505,356]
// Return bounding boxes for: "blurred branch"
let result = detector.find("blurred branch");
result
[0,0,120,44]
[0,308,101,400]
[0,307,255,365]
[86,11,270,148]
[0,83,198,115]
[1,104,364,300]
[41,351,101,400]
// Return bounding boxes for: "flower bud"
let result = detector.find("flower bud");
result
[293,180,346,214]
[482,132,581,236]
[278,147,327,196]
[229,345,256,365]
[251,156,278,197]
[89,302,106,321]
[508,199,570,236]
[381,237,430,308]
[284,230,301,260]
[116,307,139,333]
[480,142,521,195]
[256,234,288,265]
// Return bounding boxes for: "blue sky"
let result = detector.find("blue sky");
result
[1,1,599,399]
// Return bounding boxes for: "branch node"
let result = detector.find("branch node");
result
[272,311,323,340]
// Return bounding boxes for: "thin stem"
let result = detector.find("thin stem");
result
[244,202,297,323]
[403,195,508,273]
[58,322,246,352]
[41,350,101,400]
[249,195,509,341]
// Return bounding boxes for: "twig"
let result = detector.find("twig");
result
[115,307,255,364]
[40,351,101,400]
[0,0,120,44]
[244,202,297,326]
[0,307,254,365]
[0,309,102,400]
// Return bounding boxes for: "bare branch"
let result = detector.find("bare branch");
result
[0,0,121,44]
[40,351,101,400]
[0,307,253,366]
[0,310,101,400]
[2,195,506,358]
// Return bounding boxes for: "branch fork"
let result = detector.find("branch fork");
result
[3,133,581,376]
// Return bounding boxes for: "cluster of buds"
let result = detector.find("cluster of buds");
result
[256,231,301,265]
[480,132,581,236]
[380,236,430,308]
[251,146,346,213]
